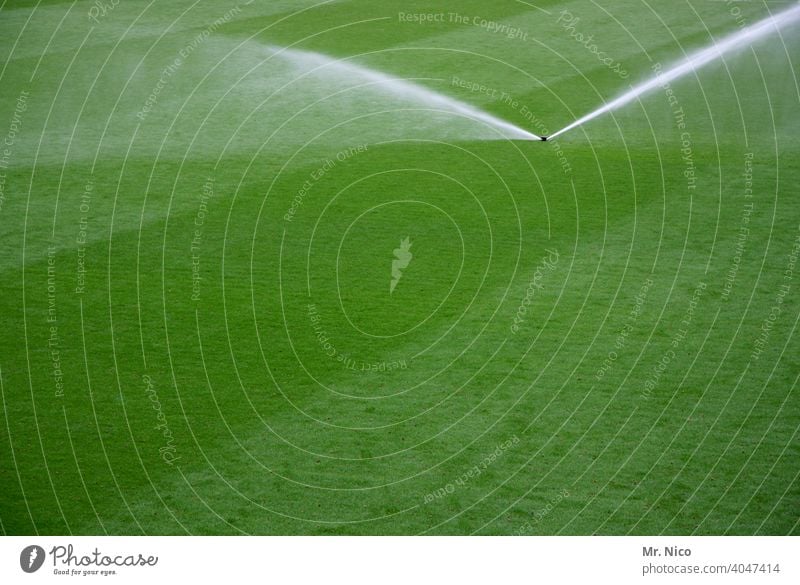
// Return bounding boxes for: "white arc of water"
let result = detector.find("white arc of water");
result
[548,4,800,140]
[268,45,540,140]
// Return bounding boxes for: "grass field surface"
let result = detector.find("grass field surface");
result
[0,0,798,535]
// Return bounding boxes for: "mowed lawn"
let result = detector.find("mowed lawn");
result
[0,0,797,535]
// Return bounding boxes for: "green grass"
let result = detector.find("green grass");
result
[0,0,798,535]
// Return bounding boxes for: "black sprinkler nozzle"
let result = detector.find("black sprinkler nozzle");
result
[541,136,548,141]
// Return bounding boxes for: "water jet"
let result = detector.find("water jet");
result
[547,4,800,140]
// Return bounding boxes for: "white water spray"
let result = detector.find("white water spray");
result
[548,4,800,140]
[267,45,540,140]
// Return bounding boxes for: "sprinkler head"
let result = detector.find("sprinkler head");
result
[540,136,548,141]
